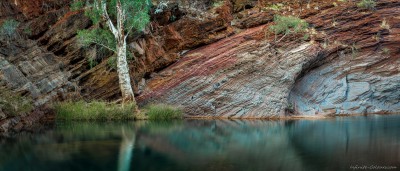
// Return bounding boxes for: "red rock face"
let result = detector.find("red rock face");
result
[138,25,266,104]
[0,0,235,103]
[138,0,400,118]
[0,0,68,20]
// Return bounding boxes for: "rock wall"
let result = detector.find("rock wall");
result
[288,0,400,115]
[0,40,71,106]
[0,0,234,103]
[138,0,400,118]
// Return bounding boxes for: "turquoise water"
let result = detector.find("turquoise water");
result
[1,115,400,171]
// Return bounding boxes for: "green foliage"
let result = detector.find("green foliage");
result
[145,104,183,120]
[107,56,117,70]
[78,28,116,68]
[170,15,177,22]
[0,19,20,40]
[23,27,32,36]
[286,103,294,113]
[54,100,136,121]
[78,28,116,52]
[84,1,103,24]
[351,43,359,58]
[270,15,309,35]
[0,87,33,117]
[269,15,308,41]
[76,0,150,68]
[212,1,224,8]
[380,19,390,30]
[80,0,150,32]
[357,0,376,10]
[88,57,98,68]
[267,3,284,11]
[70,0,85,11]
[382,47,390,55]
[303,34,309,40]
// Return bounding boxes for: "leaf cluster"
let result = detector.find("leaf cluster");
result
[70,0,85,11]
[78,28,116,52]
[80,0,150,32]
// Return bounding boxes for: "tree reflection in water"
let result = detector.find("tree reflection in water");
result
[118,128,135,171]
[0,115,399,171]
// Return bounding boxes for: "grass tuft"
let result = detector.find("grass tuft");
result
[54,100,136,121]
[357,0,376,10]
[269,15,308,35]
[212,1,224,8]
[145,104,183,120]
[269,15,309,41]
[0,87,33,117]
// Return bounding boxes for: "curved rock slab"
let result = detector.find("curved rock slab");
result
[138,25,322,118]
[289,52,400,115]
[289,0,400,115]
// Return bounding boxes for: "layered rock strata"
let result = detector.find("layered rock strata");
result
[138,0,400,117]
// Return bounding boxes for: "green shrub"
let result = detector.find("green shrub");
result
[54,100,136,121]
[23,27,32,36]
[212,1,224,8]
[107,56,117,70]
[267,3,284,11]
[269,15,309,41]
[357,0,376,10]
[70,0,85,11]
[382,47,390,55]
[145,104,183,120]
[351,43,359,58]
[0,87,33,117]
[0,19,20,40]
[87,57,98,69]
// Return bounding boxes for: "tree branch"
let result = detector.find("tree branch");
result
[87,39,116,53]
[100,0,118,38]
[125,25,135,39]
[116,0,125,39]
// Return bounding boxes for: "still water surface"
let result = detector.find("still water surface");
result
[1,115,400,171]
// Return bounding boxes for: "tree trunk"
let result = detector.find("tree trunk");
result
[101,0,139,112]
[116,39,136,107]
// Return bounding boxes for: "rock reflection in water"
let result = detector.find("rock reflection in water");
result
[0,115,399,171]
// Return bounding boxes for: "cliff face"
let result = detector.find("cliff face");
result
[288,1,400,116]
[138,0,400,118]
[0,0,399,119]
[0,0,233,103]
